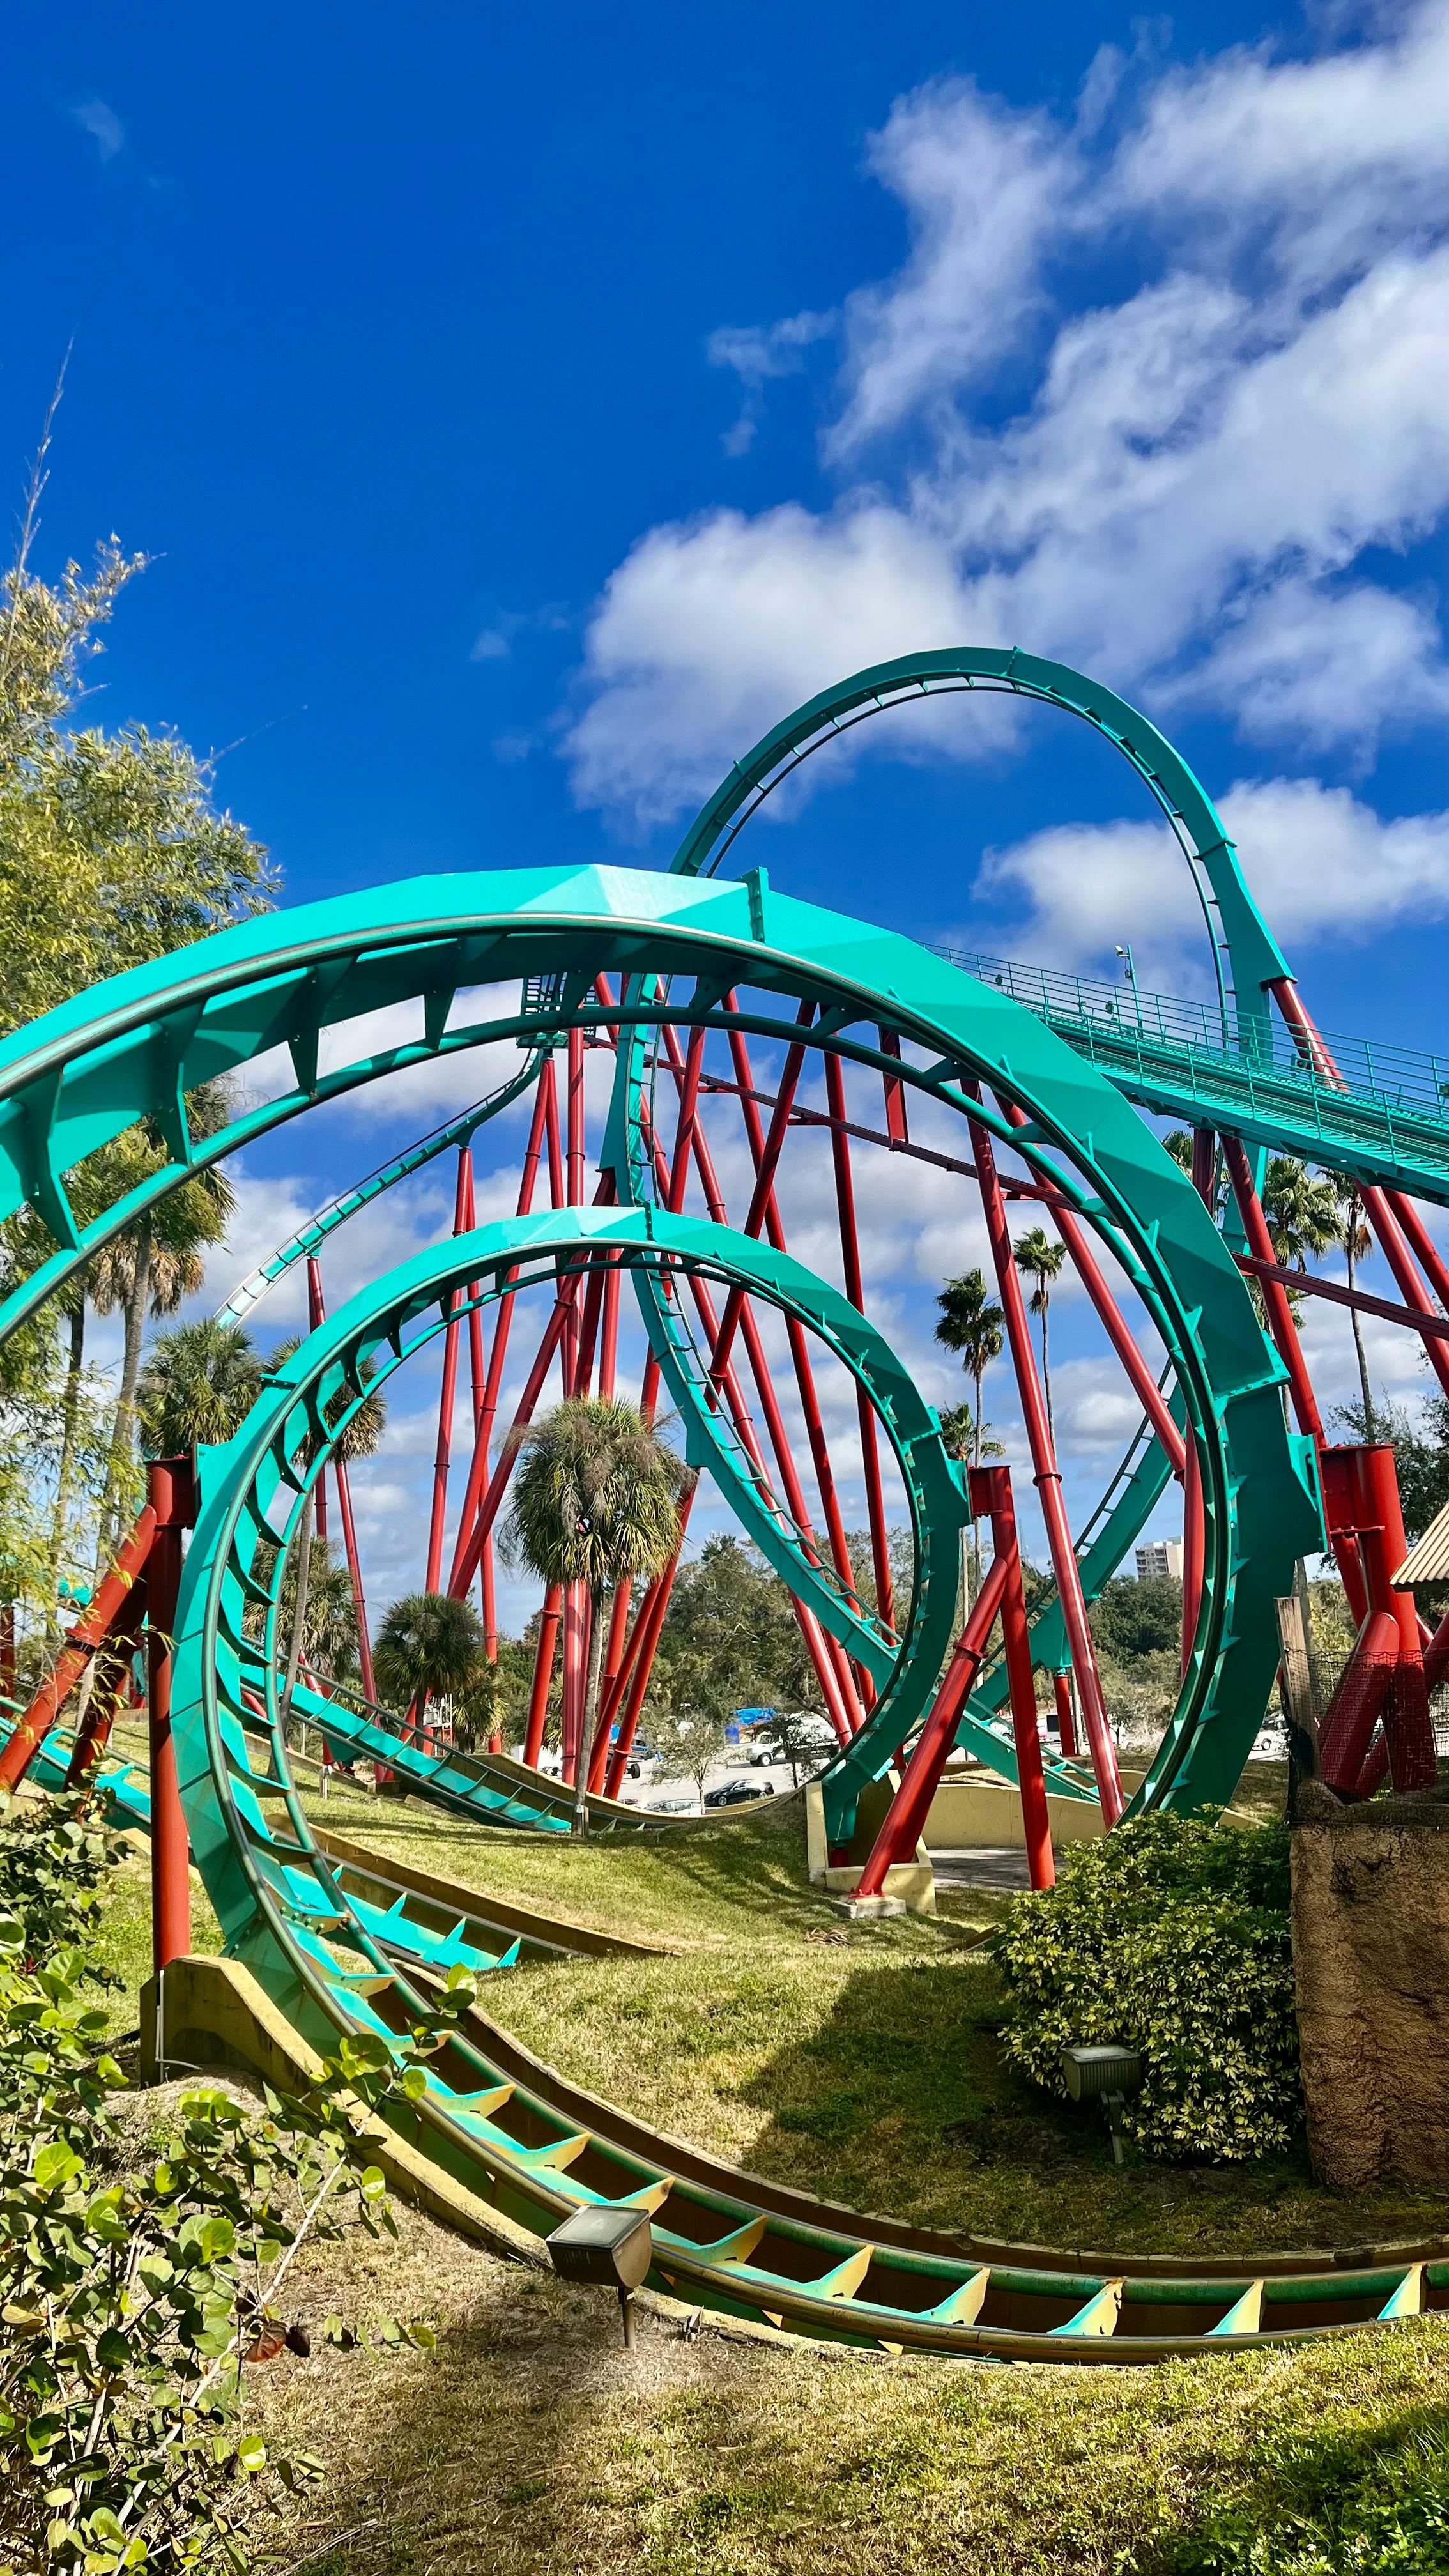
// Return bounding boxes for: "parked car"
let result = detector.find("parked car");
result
[703,1778,775,1808]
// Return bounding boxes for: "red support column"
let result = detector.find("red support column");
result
[521,1588,562,1769]
[586,1580,634,1793]
[602,1477,700,1797]
[976,1465,1055,1890]
[967,1092,1123,1824]
[560,1581,586,1788]
[0,1506,158,1790]
[65,1576,149,1788]
[1180,1128,1216,1675]
[712,1019,868,1655]
[425,1150,471,1593]
[854,1554,1010,1899]
[650,1032,865,1731]
[1002,1101,1186,1480]
[1271,979,1449,1406]
[878,1029,910,1145]
[824,1052,895,1634]
[146,1457,196,1976]
[564,1027,585,1388]
[448,1070,552,1607]
[1052,1668,1077,1758]
[1322,1443,1436,1793]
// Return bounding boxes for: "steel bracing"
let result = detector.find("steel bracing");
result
[5,646,1449,2356]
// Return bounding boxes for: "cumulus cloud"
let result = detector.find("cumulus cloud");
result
[980,776,1449,983]
[564,3,1449,822]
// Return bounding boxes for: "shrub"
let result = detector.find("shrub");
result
[992,1811,1301,2162]
[0,1791,464,2572]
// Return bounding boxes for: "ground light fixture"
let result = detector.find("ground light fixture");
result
[1061,2044,1144,2165]
[546,2204,654,2349]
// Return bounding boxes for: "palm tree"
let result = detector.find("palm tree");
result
[268,1337,388,1721]
[1262,1157,1342,1273]
[1012,1227,1066,1442]
[91,1084,240,1544]
[373,1590,484,1731]
[1331,1174,1376,1438]
[935,1270,1006,1594]
[935,1271,1004,1470]
[501,1397,684,1833]
[137,1317,263,1455]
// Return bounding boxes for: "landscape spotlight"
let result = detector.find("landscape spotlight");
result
[546,2203,654,2349]
[1061,2043,1143,2166]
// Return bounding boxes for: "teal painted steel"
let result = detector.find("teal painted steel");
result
[0,815,1435,2356]
[156,1199,1438,2360]
[0,860,1319,1830]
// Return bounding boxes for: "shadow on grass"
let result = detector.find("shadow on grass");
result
[726,1958,1449,2256]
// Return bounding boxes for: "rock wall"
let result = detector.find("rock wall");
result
[1292,1791,1449,2188]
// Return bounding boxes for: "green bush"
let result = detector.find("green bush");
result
[0,1791,464,2573]
[993,1811,1301,2162]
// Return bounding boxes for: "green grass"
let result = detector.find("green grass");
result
[238,2188,1449,2576]
[77,1760,1449,2573]
[90,1843,224,2041]
[282,1780,1449,2257]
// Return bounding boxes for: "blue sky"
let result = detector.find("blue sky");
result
[9,4,1449,1622]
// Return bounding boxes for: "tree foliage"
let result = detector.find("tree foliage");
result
[994,1812,1301,2163]
[0,1790,460,2573]
[373,1591,484,1717]
[0,464,272,1638]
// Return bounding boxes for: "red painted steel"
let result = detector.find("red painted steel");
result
[974,1466,1055,1891]
[1002,1101,1186,1481]
[1233,1252,1449,1343]
[1052,1668,1077,1758]
[1270,981,1449,1406]
[878,1029,910,1145]
[447,1070,553,1602]
[65,1574,149,1790]
[146,1458,196,1974]
[306,1259,330,1545]
[824,1052,896,1635]
[1179,1130,1216,1676]
[1317,1609,1399,1791]
[707,1007,813,1384]
[853,1554,1011,1899]
[425,1151,471,1593]
[601,1481,698,1797]
[1323,1445,1436,1793]
[521,1588,562,1770]
[644,1061,863,1732]
[300,1262,375,1701]
[967,1092,1123,1823]
[0,1506,158,1790]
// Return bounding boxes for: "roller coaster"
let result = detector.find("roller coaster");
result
[4,645,1449,2358]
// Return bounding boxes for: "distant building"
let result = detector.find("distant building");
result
[1135,1538,1184,1583]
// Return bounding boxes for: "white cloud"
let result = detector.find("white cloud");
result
[565,4,1449,821]
[980,776,1449,983]
[566,503,983,827]
[708,312,835,455]
[72,100,124,162]
[829,80,1074,455]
